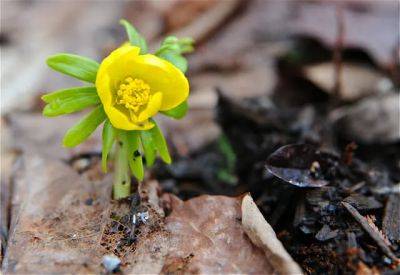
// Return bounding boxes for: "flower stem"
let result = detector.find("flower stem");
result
[113,138,131,199]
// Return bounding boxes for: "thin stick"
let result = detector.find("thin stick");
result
[342,202,399,262]
[333,3,345,99]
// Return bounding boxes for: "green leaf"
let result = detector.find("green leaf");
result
[140,130,156,167]
[42,86,97,103]
[62,105,106,147]
[218,134,236,172]
[124,131,144,180]
[155,36,193,73]
[161,100,188,119]
[149,119,171,164]
[157,36,194,55]
[138,37,148,54]
[177,37,195,54]
[43,95,100,117]
[101,120,115,172]
[158,51,187,73]
[47,54,99,83]
[120,19,148,54]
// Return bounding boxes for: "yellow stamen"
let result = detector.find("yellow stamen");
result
[116,78,151,120]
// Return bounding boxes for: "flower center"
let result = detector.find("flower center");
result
[116,77,150,112]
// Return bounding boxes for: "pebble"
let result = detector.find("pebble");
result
[102,255,121,273]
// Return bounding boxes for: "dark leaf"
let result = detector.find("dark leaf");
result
[266,144,338,187]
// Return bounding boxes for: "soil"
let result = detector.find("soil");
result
[2,1,399,274]
[151,49,400,274]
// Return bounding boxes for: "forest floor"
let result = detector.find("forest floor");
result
[1,0,399,274]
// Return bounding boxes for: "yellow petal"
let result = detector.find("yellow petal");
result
[96,44,189,130]
[96,45,140,106]
[106,105,154,130]
[137,92,162,122]
[124,54,189,111]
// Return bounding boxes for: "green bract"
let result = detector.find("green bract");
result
[42,19,194,199]
[47,54,99,83]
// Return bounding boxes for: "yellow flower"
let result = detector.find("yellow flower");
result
[96,45,189,130]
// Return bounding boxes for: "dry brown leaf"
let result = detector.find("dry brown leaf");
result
[4,112,300,273]
[8,113,102,159]
[356,261,380,275]
[2,153,111,274]
[163,0,218,32]
[162,195,274,274]
[383,194,400,243]
[290,1,398,67]
[365,215,391,247]
[241,194,303,274]
[331,93,400,144]
[303,63,390,101]
[127,194,301,274]
[162,0,242,43]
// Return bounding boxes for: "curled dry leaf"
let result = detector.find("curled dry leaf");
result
[266,144,339,187]
[241,194,303,274]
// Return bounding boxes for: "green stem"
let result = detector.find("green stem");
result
[113,137,131,199]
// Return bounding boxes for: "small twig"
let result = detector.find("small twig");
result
[333,3,345,100]
[383,194,400,242]
[342,202,399,262]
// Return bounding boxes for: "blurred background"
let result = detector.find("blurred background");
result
[2,0,398,142]
[1,1,399,273]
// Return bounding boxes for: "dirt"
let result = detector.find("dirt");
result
[151,43,400,273]
[2,1,399,274]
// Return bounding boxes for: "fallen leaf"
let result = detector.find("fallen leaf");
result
[315,224,338,242]
[162,0,243,43]
[127,194,302,274]
[356,261,380,275]
[343,194,382,211]
[163,0,218,32]
[303,63,391,101]
[241,194,303,274]
[290,1,398,67]
[2,153,111,274]
[8,113,102,159]
[383,194,400,243]
[266,144,339,187]
[163,195,275,274]
[332,93,400,144]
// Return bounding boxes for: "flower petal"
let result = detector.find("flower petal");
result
[137,92,162,122]
[125,54,189,111]
[96,44,189,131]
[106,106,154,130]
